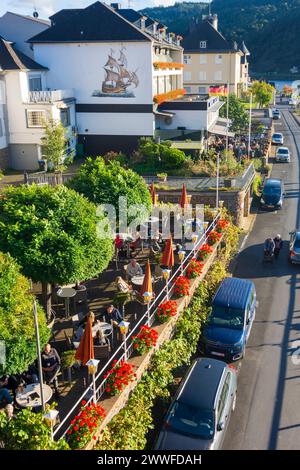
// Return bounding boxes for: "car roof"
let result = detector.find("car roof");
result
[277,147,289,151]
[177,358,226,410]
[264,178,282,186]
[212,277,254,310]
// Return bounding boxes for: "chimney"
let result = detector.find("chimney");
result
[204,13,218,31]
[110,3,121,10]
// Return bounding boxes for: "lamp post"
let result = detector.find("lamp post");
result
[226,81,230,152]
[162,268,171,299]
[248,92,253,160]
[44,409,59,442]
[119,321,130,359]
[33,300,45,412]
[86,358,100,404]
[216,152,220,210]
[178,249,186,273]
[143,291,152,325]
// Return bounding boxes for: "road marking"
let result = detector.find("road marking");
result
[239,231,250,254]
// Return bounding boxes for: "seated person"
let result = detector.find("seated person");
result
[0,376,13,407]
[20,364,39,385]
[114,234,124,250]
[41,344,61,396]
[129,231,142,256]
[101,304,123,326]
[126,259,143,280]
[116,276,133,293]
[94,329,111,350]
[5,403,15,421]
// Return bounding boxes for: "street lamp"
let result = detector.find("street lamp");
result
[33,300,45,412]
[119,320,130,358]
[143,291,152,325]
[162,268,171,299]
[44,409,59,442]
[86,358,100,404]
[178,249,186,273]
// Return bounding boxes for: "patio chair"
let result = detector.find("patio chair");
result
[94,341,111,360]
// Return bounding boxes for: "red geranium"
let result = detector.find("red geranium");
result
[132,325,158,355]
[156,300,178,323]
[174,276,190,297]
[67,401,106,449]
[207,230,221,246]
[187,259,204,279]
[216,219,229,233]
[198,243,213,261]
[104,360,136,396]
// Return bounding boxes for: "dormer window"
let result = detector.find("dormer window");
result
[200,41,207,49]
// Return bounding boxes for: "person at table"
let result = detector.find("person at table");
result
[5,403,15,421]
[126,259,143,280]
[0,376,13,407]
[116,276,133,294]
[129,231,142,257]
[102,304,123,326]
[41,344,61,397]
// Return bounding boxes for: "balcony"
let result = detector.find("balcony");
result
[26,89,75,103]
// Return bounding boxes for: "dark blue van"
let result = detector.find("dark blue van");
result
[199,277,257,362]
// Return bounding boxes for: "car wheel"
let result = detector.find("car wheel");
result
[232,392,237,412]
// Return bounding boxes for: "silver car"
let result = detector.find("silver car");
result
[272,133,284,145]
[289,230,300,264]
[276,147,290,162]
[155,358,237,450]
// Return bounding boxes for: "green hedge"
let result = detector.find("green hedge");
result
[96,219,239,450]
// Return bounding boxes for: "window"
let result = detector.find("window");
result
[26,110,46,127]
[0,118,3,137]
[28,74,42,91]
[184,55,191,65]
[199,71,207,81]
[215,54,223,64]
[198,86,207,94]
[184,86,192,94]
[183,71,192,82]
[60,108,70,127]
[200,41,207,49]
[199,55,207,64]
[214,71,222,81]
[217,373,231,423]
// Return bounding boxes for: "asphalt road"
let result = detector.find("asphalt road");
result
[223,105,300,450]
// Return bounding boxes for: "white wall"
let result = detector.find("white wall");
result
[0,78,8,150]
[157,109,208,131]
[0,12,49,59]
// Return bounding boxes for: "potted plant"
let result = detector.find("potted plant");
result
[67,400,106,449]
[207,230,222,246]
[156,300,178,323]
[187,259,204,279]
[104,360,136,396]
[174,276,190,297]
[198,243,213,261]
[216,219,229,233]
[132,326,158,355]
[157,172,168,182]
[61,350,77,384]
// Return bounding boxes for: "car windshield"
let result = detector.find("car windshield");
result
[263,185,281,195]
[273,134,282,138]
[209,306,245,330]
[168,402,215,439]
[278,149,288,154]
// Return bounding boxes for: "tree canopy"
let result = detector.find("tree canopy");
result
[0,184,113,286]
[41,119,73,171]
[250,81,275,108]
[67,157,152,225]
[220,94,249,132]
[0,252,49,375]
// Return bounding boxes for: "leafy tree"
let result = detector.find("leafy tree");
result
[136,138,186,170]
[0,252,49,375]
[67,157,152,224]
[41,119,73,171]
[0,185,113,317]
[220,94,249,132]
[251,81,275,108]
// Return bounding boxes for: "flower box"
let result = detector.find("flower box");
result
[67,401,106,449]
[156,300,178,323]
[207,230,222,246]
[174,276,190,297]
[104,360,136,396]
[153,89,186,105]
[133,326,158,355]
[198,243,213,261]
[187,259,204,279]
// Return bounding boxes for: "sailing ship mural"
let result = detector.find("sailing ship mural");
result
[92,48,139,98]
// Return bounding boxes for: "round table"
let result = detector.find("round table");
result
[57,287,77,318]
[131,275,145,286]
[16,383,53,409]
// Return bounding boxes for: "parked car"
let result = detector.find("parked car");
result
[289,230,300,264]
[272,133,284,145]
[155,358,237,450]
[275,147,290,163]
[272,109,281,119]
[260,178,284,210]
[199,277,257,362]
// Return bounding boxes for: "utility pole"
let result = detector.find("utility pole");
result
[33,300,45,412]
[226,81,230,152]
[248,93,253,159]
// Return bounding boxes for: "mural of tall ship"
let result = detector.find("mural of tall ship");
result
[92,48,139,97]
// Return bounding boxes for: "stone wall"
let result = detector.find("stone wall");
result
[0,147,9,170]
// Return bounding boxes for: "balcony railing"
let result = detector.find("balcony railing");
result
[26,89,74,103]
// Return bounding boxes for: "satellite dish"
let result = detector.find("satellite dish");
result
[33,10,39,18]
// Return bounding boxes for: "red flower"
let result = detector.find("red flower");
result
[156,300,178,323]
[174,276,190,297]
[207,230,221,246]
[187,259,204,279]
[105,360,136,397]
[198,243,213,261]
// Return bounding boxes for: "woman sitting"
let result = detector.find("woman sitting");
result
[116,276,133,294]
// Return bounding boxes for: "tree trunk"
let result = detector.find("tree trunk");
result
[42,282,52,321]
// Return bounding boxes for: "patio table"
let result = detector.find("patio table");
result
[16,383,52,409]
[57,287,76,318]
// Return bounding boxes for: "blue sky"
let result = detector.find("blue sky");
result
[0,1,210,18]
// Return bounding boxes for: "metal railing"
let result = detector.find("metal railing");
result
[52,210,222,440]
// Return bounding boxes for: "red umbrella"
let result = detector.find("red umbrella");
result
[149,183,158,205]
[161,235,174,268]
[75,314,94,366]
[180,184,189,208]
[140,259,153,296]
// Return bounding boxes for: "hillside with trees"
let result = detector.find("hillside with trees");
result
[141,0,300,75]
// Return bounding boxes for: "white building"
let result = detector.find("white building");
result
[0,35,76,170]
[0,74,8,168]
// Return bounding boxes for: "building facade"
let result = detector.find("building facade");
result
[182,15,250,97]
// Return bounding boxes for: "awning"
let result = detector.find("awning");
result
[209,118,235,138]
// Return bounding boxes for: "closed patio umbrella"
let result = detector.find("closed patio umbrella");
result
[180,183,189,208]
[75,313,94,366]
[140,259,153,297]
[149,182,158,205]
[161,235,174,268]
